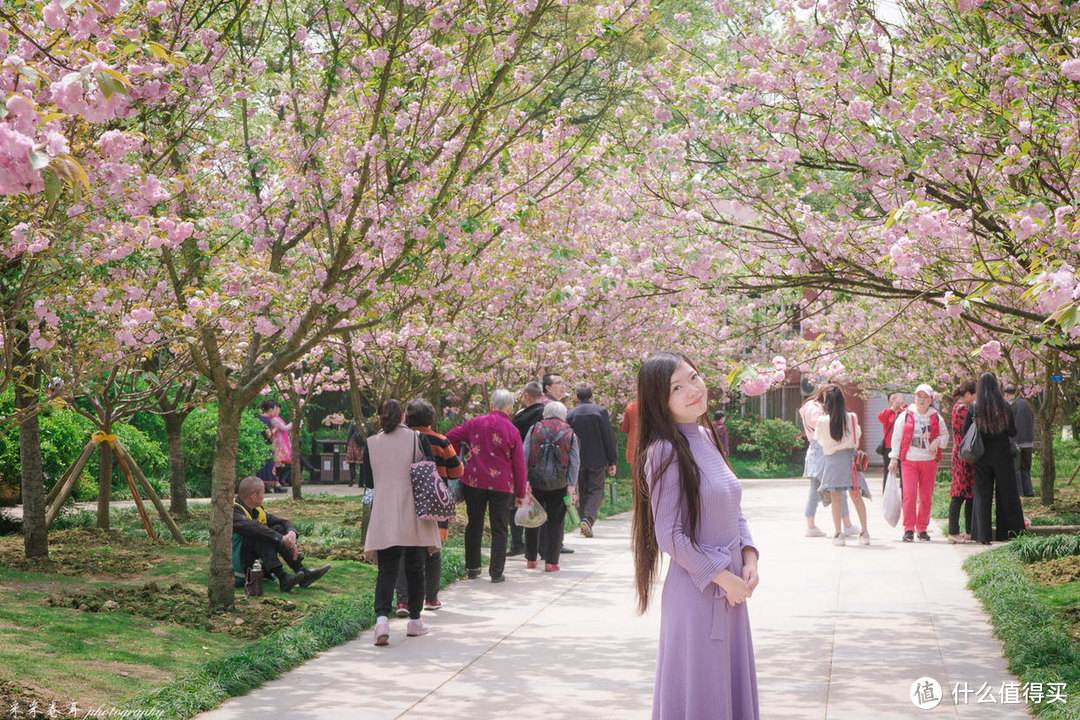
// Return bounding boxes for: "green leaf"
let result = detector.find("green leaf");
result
[27,149,49,171]
[96,71,127,99]
[42,167,62,206]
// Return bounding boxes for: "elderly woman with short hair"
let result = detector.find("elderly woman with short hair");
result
[446,389,527,583]
[522,401,580,572]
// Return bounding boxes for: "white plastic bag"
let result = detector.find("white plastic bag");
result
[515,489,548,528]
[882,470,901,527]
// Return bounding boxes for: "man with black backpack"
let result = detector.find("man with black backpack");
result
[522,402,580,571]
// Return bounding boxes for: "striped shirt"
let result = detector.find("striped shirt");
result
[410,426,464,480]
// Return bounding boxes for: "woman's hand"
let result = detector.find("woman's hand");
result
[741,549,760,593]
[888,460,898,472]
[713,570,751,606]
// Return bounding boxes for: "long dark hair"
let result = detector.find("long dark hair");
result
[378,399,403,433]
[974,372,1010,434]
[824,386,848,442]
[631,352,725,615]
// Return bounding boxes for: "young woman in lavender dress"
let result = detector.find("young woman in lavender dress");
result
[631,351,760,720]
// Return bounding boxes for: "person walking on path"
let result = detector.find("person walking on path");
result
[963,373,1025,545]
[948,380,977,544]
[889,384,950,542]
[360,399,441,645]
[523,401,579,571]
[799,385,854,538]
[508,381,545,556]
[391,399,464,614]
[631,351,760,720]
[815,386,871,546]
[566,384,617,538]
[446,389,526,583]
[877,392,905,492]
[1003,384,1035,497]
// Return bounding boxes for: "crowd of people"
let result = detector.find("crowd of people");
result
[339,374,620,646]
[799,372,1033,547]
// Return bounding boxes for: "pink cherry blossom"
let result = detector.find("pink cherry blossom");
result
[979,340,1001,362]
[1061,59,1080,82]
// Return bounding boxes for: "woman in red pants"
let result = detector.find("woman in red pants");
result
[888,384,949,542]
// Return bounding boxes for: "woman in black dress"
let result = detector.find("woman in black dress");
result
[962,372,1025,544]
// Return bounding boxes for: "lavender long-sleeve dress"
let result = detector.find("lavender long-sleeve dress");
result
[648,423,759,720]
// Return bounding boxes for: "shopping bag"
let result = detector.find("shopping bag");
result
[515,489,548,528]
[882,470,901,527]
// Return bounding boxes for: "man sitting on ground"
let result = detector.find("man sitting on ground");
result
[232,475,331,592]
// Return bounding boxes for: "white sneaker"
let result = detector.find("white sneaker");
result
[805,526,827,537]
[832,533,845,546]
[859,532,870,546]
[842,524,859,537]
[374,616,390,646]
[406,618,430,637]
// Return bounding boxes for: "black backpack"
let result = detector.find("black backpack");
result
[527,424,572,491]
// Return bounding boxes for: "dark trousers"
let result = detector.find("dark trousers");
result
[508,511,525,550]
[1016,447,1034,497]
[525,487,568,565]
[577,466,606,526]
[240,535,304,578]
[375,546,425,619]
[971,460,1026,543]
[948,496,973,536]
[395,550,442,605]
[463,484,512,578]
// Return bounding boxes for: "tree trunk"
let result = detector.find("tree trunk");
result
[208,397,241,611]
[163,410,188,518]
[97,428,112,530]
[1038,363,1059,506]
[290,405,304,501]
[15,371,47,559]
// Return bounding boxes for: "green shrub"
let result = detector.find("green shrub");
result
[183,405,269,498]
[740,417,806,469]
[0,390,165,504]
[724,414,758,455]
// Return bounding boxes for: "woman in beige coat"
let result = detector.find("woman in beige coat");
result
[361,399,441,646]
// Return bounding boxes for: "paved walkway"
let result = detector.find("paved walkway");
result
[1,483,362,520]
[194,478,1026,719]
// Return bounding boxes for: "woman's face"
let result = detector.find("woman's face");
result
[668,362,708,424]
[914,392,932,413]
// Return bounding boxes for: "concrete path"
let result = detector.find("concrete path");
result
[1,483,363,520]
[192,477,1027,719]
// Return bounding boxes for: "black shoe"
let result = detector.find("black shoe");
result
[917,531,931,542]
[561,546,574,554]
[490,574,506,584]
[279,571,304,592]
[507,544,525,557]
[902,531,914,543]
[298,564,330,588]
[467,568,482,580]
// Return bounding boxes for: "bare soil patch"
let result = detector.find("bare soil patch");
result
[45,581,305,639]
[1025,555,1080,585]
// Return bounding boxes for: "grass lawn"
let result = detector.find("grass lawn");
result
[0,495,458,718]
[966,535,1080,718]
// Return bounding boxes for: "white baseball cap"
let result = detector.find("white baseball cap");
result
[914,383,934,397]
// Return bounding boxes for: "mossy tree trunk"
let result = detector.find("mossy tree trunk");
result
[96,425,113,530]
[163,410,188,519]
[208,396,241,610]
[15,354,47,559]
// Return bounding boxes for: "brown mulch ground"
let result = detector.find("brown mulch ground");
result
[45,581,304,639]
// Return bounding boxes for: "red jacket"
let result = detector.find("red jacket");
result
[878,408,900,449]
